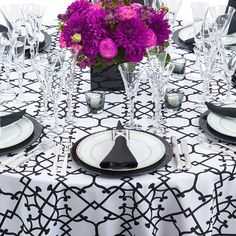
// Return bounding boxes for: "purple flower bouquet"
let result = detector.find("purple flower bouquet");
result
[58,0,171,72]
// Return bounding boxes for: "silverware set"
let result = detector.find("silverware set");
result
[1,139,54,170]
[51,141,71,176]
[0,139,71,176]
[171,136,192,171]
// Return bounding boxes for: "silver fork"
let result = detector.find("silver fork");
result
[51,142,62,176]
[1,139,54,168]
[60,143,70,176]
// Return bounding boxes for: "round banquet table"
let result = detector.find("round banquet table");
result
[0,25,236,236]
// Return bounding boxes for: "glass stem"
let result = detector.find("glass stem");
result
[5,66,11,90]
[53,101,59,130]
[18,71,23,98]
[42,90,48,118]
[67,91,73,122]
[128,97,135,127]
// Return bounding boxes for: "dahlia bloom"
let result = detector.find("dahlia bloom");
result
[58,0,171,69]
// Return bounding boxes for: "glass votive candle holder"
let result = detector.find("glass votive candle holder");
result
[164,88,184,111]
[171,58,186,79]
[85,91,105,114]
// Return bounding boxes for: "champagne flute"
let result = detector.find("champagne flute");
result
[63,51,76,125]
[32,54,53,123]
[0,31,16,102]
[47,51,65,136]
[118,62,143,129]
[21,4,46,60]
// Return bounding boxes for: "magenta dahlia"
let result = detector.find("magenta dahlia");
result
[114,18,151,62]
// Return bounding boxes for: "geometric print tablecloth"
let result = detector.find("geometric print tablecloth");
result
[0,24,236,236]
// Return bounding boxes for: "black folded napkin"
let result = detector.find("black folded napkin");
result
[0,109,26,127]
[99,121,138,169]
[205,102,236,117]
[228,0,236,34]
[181,36,195,45]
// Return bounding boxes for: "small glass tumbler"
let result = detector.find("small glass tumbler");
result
[164,88,184,111]
[85,91,105,114]
[171,58,186,79]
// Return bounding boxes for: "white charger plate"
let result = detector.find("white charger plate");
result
[0,112,34,149]
[75,130,166,172]
[207,111,236,138]
[178,25,236,46]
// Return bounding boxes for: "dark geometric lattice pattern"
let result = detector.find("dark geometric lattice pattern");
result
[0,23,236,236]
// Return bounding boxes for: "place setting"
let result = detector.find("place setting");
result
[199,102,236,144]
[172,4,236,51]
[0,109,43,157]
[70,121,173,176]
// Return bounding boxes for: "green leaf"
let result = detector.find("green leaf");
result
[124,0,131,6]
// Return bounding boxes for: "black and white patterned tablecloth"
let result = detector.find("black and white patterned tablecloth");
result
[0,24,236,236]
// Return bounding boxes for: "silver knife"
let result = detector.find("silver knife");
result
[171,136,183,171]
[180,139,192,170]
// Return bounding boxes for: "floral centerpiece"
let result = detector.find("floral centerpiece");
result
[58,0,171,72]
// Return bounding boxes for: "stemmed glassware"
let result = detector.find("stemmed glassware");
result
[12,27,28,103]
[63,51,76,125]
[221,51,236,104]
[118,62,143,129]
[0,31,16,102]
[0,4,23,35]
[161,0,183,50]
[146,46,167,134]
[32,54,52,123]
[47,51,65,136]
[21,4,46,60]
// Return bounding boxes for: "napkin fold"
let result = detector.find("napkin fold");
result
[205,102,236,117]
[0,109,26,127]
[99,121,138,169]
[180,36,194,45]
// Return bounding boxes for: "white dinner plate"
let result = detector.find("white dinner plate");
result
[207,110,236,138]
[0,112,34,149]
[75,130,166,171]
[178,25,236,46]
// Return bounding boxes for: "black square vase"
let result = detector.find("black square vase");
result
[90,64,124,91]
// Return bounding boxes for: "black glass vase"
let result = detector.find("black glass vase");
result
[90,64,124,91]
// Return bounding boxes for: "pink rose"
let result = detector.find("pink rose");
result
[116,6,139,20]
[146,29,157,47]
[99,38,118,59]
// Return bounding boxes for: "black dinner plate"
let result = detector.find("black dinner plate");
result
[172,27,194,51]
[199,110,236,144]
[71,130,173,176]
[0,115,43,156]
[0,24,52,56]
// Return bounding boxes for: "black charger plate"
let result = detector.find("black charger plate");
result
[199,110,236,144]
[172,27,194,51]
[71,130,173,176]
[0,115,43,156]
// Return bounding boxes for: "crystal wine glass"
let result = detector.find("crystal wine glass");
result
[12,26,28,103]
[221,51,236,104]
[118,62,143,129]
[146,48,168,134]
[21,4,46,60]
[62,51,76,125]
[32,54,53,123]
[0,31,16,102]
[47,51,65,136]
